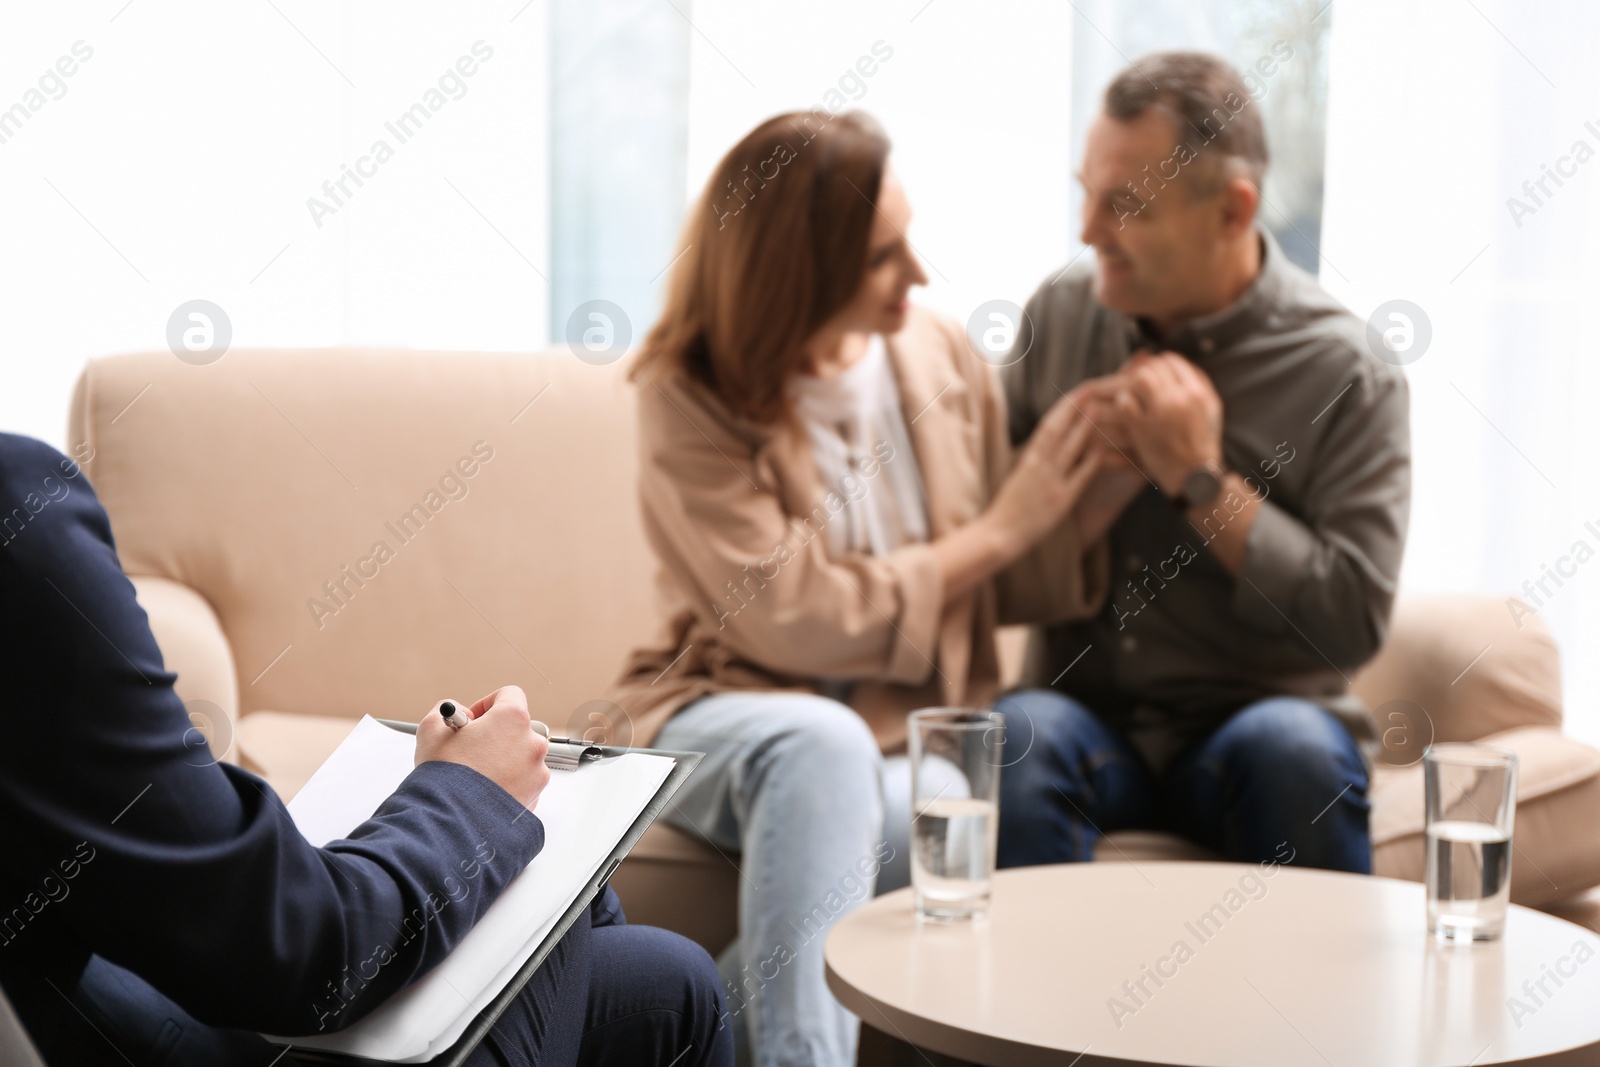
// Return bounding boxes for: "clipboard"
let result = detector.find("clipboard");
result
[276,720,704,1067]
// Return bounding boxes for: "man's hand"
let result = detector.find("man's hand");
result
[1113,351,1224,495]
[416,686,551,811]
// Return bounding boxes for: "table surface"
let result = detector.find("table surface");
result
[823,863,1600,1067]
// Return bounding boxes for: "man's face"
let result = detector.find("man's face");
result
[1078,110,1231,322]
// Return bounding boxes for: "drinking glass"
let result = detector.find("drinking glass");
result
[908,708,1002,922]
[1424,743,1518,942]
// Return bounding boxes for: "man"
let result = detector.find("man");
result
[0,432,731,1066]
[997,51,1410,873]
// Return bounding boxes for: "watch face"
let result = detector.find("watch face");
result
[1183,466,1223,508]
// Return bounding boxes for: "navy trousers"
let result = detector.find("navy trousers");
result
[65,889,732,1067]
[995,688,1372,873]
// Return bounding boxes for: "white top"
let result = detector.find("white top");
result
[789,334,929,558]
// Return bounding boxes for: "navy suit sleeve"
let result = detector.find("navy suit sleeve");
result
[0,434,544,1036]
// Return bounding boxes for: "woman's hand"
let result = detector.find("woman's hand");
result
[932,390,1102,605]
[1067,370,1153,542]
[983,390,1102,559]
[415,685,552,811]
[1074,371,1138,471]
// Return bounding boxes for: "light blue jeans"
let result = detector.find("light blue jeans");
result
[656,692,927,1067]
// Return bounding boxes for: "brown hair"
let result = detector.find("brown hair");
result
[629,110,891,424]
[1104,51,1269,191]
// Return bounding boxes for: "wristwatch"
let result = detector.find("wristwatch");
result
[1169,460,1225,511]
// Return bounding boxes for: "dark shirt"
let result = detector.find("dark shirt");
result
[1001,230,1411,767]
[0,434,543,1061]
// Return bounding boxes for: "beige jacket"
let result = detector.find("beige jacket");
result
[609,306,1109,752]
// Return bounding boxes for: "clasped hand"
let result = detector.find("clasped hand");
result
[1074,350,1225,496]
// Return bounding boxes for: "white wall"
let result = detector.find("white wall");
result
[0,0,548,452]
[682,0,1077,332]
[1323,0,1600,744]
[18,0,1592,742]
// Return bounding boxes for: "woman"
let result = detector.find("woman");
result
[608,110,1108,1067]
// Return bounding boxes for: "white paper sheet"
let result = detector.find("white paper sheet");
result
[267,716,675,1062]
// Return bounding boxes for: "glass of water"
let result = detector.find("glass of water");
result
[1424,743,1518,942]
[908,708,1002,923]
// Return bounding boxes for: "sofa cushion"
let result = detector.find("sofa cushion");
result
[1370,725,1600,908]
[1094,830,1220,864]
[236,710,366,800]
[1351,594,1562,748]
[611,823,741,957]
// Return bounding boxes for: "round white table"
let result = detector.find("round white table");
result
[824,863,1600,1066]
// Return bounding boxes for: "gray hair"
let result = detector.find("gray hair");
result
[1104,51,1269,193]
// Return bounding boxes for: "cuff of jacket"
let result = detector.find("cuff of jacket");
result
[392,760,545,873]
[880,541,944,684]
[1233,497,1319,633]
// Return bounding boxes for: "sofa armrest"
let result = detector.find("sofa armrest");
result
[130,575,240,765]
[1352,594,1563,743]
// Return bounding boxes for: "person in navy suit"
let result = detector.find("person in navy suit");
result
[0,433,731,1067]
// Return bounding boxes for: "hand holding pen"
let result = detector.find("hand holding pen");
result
[414,686,552,810]
[442,699,551,740]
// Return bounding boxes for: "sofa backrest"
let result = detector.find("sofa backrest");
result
[68,348,1566,752]
[69,348,660,733]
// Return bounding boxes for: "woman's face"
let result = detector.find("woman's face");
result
[827,165,929,337]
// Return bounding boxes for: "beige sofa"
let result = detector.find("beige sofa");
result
[68,347,1600,957]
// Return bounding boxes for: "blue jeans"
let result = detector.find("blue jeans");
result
[656,692,926,1067]
[995,689,1371,873]
[59,888,731,1067]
